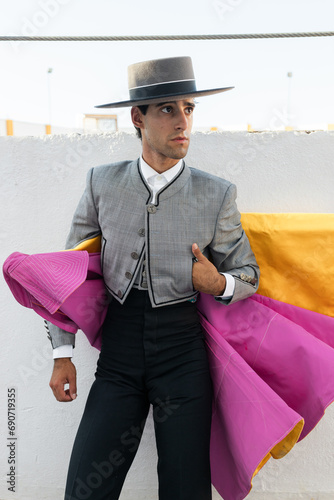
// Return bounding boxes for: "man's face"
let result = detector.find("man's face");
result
[134,99,195,169]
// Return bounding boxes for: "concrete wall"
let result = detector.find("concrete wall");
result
[1,131,334,500]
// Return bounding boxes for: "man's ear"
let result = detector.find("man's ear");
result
[131,106,144,130]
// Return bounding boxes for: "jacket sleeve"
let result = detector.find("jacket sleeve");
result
[46,168,101,349]
[210,183,260,304]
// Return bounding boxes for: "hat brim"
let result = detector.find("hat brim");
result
[95,86,234,108]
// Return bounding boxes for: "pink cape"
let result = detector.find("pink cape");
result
[3,251,107,349]
[197,292,334,500]
[3,250,334,500]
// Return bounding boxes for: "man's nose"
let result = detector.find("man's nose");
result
[175,110,188,130]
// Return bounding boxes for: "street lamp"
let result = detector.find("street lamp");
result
[287,71,293,129]
[46,68,53,134]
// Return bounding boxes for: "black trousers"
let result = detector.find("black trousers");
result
[64,289,213,500]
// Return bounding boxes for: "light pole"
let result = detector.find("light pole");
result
[46,68,53,134]
[287,71,293,129]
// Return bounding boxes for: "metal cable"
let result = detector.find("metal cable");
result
[1,32,334,42]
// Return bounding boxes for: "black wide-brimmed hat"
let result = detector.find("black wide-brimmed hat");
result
[95,56,233,108]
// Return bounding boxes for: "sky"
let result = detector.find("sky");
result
[0,0,333,131]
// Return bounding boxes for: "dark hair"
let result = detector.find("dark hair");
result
[134,105,148,140]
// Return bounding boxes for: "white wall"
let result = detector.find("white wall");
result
[1,131,334,500]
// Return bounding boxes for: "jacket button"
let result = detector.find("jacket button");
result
[141,281,148,289]
[131,252,139,260]
[117,290,123,298]
[125,271,132,280]
[147,205,156,214]
[138,228,145,237]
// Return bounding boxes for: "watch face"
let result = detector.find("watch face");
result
[98,118,117,131]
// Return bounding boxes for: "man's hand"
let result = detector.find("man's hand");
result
[192,243,226,296]
[49,358,77,402]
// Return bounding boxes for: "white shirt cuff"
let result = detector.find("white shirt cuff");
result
[53,345,73,359]
[216,273,235,299]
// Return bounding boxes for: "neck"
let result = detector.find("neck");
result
[141,151,183,174]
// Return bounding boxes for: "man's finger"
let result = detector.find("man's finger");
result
[192,243,205,261]
[67,373,77,400]
[51,379,74,402]
[51,382,72,402]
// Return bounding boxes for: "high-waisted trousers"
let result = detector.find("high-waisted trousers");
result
[64,288,213,500]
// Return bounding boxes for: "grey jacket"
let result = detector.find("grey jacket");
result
[47,159,259,348]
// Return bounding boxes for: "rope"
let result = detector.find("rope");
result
[1,32,334,42]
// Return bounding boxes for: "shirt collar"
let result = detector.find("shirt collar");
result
[139,156,183,184]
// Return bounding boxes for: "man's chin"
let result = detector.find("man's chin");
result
[169,153,187,160]
[168,145,189,160]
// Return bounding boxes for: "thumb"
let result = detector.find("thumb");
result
[68,371,77,400]
[192,243,205,261]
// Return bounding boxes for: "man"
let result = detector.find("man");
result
[48,56,259,500]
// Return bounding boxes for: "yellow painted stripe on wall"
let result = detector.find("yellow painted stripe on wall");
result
[6,119,13,136]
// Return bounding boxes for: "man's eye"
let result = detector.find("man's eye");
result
[161,106,173,113]
[186,107,194,114]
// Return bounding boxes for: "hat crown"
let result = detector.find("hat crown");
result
[95,56,233,108]
[128,56,195,89]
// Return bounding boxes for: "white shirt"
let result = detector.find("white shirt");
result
[140,156,182,204]
[53,157,235,359]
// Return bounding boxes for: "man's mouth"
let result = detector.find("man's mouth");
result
[171,136,188,143]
